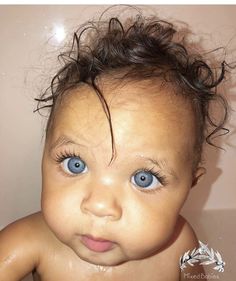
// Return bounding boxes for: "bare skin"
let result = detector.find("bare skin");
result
[0,79,206,281]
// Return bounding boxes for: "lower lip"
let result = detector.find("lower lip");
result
[81,235,114,253]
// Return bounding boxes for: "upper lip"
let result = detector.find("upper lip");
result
[83,234,112,243]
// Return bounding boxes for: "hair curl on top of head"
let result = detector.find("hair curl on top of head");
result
[35,14,230,165]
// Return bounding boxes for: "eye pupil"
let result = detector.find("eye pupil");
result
[140,176,146,181]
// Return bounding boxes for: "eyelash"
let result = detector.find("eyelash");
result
[53,151,168,193]
[54,150,80,164]
[54,150,84,177]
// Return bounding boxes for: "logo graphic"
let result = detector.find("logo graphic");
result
[179,241,225,273]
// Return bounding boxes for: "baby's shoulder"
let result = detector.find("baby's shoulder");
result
[0,212,54,248]
[0,212,54,280]
[160,214,199,260]
[172,215,206,280]
[165,214,200,263]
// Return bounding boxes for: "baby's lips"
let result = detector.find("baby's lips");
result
[81,235,115,252]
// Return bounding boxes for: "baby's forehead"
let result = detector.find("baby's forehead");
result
[61,78,192,114]
[53,79,197,143]
[51,79,197,149]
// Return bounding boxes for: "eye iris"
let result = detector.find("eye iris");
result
[67,157,85,174]
[134,171,153,188]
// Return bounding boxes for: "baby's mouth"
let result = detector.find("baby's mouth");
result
[81,235,115,253]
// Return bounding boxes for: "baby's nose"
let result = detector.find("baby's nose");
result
[80,184,122,221]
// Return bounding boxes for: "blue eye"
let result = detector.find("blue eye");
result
[62,157,88,175]
[131,170,161,190]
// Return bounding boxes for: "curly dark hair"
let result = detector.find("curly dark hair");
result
[36,14,229,165]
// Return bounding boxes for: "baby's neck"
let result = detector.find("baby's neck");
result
[95,264,112,273]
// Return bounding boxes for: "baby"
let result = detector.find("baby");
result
[0,12,229,281]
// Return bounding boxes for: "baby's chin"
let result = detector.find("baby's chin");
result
[72,246,131,267]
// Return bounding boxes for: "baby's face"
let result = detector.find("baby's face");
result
[41,80,198,266]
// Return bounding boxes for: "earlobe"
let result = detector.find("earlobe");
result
[191,167,206,188]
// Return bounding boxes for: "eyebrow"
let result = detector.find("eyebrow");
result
[138,156,179,180]
[49,135,87,152]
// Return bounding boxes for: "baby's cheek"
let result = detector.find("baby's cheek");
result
[120,205,177,258]
[41,190,73,241]
[127,224,174,259]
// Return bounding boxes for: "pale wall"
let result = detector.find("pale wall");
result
[0,5,236,229]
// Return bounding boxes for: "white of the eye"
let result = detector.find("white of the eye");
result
[131,174,161,190]
[62,158,88,175]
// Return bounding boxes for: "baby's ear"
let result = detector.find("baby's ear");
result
[191,167,206,188]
